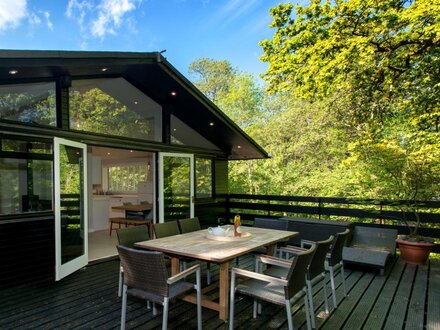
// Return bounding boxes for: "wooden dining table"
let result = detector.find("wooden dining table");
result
[135,225,298,321]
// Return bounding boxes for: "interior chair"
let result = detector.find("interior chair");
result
[326,228,350,309]
[117,245,202,330]
[116,225,150,297]
[229,244,317,330]
[269,235,334,328]
[178,217,211,284]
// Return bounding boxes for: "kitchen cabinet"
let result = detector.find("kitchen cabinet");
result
[91,156,102,184]
[91,197,109,231]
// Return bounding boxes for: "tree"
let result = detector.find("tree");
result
[260,0,439,128]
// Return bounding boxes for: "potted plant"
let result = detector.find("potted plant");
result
[394,200,435,265]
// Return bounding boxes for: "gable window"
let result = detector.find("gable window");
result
[0,82,56,126]
[69,78,162,142]
[195,158,213,199]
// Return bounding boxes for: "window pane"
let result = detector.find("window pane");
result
[108,164,148,193]
[196,158,212,199]
[0,158,53,214]
[69,78,162,141]
[0,82,56,126]
[2,138,52,154]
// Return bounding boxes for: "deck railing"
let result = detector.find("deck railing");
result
[225,194,440,252]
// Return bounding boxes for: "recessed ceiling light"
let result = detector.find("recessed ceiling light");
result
[101,68,108,72]
[171,91,177,96]
[173,128,177,132]
[237,145,242,149]
[130,150,133,153]
[209,122,214,126]
[134,101,138,105]
[107,152,111,155]
[9,70,18,75]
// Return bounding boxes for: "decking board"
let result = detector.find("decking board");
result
[0,255,439,329]
[405,264,428,330]
[427,259,440,330]
[383,263,417,330]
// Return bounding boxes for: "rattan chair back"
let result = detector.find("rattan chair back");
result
[328,229,350,266]
[116,225,149,248]
[154,221,180,238]
[117,245,169,296]
[308,235,334,280]
[285,244,316,298]
[178,217,201,233]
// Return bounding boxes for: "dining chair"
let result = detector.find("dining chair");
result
[326,228,350,309]
[270,235,334,328]
[117,245,202,330]
[178,217,211,284]
[178,217,201,233]
[154,220,190,272]
[254,217,289,256]
[116,225,150,297]
[154,221,180,238]
[229,244,317,330]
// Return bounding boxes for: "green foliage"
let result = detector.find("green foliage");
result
[260,0,440,127]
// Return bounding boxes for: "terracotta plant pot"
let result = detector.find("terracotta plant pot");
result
[396,238,435,265]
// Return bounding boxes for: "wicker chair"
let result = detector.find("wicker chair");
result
[117,245,202,330]
[154,221,191,272]
[270,235,334,328]
[178,217,211,285]
[116,225,150,297]
[253,217,289,256]
[326,228,350,309]
[154,221,180,238]
[229,244,317,330]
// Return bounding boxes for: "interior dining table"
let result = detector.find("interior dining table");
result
[111,203,154,237]
[135,225,298,321]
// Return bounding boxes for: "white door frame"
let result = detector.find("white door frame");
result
[158,152,194,223]
[54,137,88,281]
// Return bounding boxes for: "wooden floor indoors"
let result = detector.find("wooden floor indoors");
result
[0,254,439,330]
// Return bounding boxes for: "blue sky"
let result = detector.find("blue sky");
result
[0,0,299,79]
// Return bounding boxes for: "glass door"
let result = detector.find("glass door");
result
[159,153,194,223]
[54,137,88,280]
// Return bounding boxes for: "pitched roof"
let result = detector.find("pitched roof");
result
[0,50,268,159]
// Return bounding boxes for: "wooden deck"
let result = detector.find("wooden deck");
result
[1,255,439,330]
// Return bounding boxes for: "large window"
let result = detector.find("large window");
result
[105,161,149,194]
[0,81,56,126]
[0,135,53,215]
[69,78,162,141]
[195,158,213,199]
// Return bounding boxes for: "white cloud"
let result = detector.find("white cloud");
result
[92,0,137,37]
[28,12,41,27]
[66,0,140,39]
[43,11,53,30]
[0,0,27,31]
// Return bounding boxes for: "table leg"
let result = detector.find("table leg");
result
[266,244,276,256]
[219,261,230,321]
[171,257,180,276]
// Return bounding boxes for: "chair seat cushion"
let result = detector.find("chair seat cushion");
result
[236,278,305,306]
[128,281,194,303]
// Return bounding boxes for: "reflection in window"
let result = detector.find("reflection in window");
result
[196,158,213,199]
[0,81,56,126]
[69,78,162,141]
[0,158,52,214]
